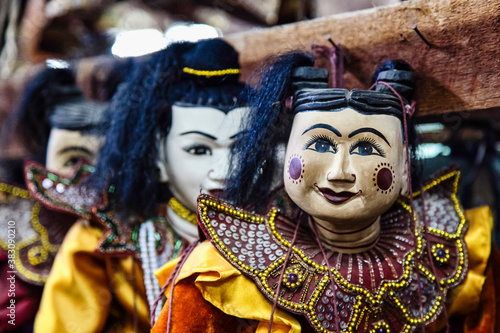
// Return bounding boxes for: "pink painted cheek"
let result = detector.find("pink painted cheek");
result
[287,154,305,184]
[289,158,302,179]
[372,163,395,194]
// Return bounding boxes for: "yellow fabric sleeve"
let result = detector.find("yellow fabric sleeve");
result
[155,241,302,333]
[34,220,150,333]
[448,206,493,315]
[34,220,111,332]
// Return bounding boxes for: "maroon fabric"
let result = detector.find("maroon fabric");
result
[0,249,43,332]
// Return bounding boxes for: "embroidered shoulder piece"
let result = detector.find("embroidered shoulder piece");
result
[0,181,77,285]
[25,161,100,220]
[91,190,185,260]
[25,162,183,259]
[197,170,468,333]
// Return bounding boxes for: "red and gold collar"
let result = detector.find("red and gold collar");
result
[197,169,468,333]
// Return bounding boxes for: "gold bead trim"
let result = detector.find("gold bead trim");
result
[183,67,240,78]
[0,182,50,283]
[168,197,198,226]
[431,244,450,264]
[0,182,30,199]
[282,267,306,289]
[400,170,467,288]
[370,321,391,333]
[28,246,49,266]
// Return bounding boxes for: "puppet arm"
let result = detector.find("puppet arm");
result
[34,220,111,333]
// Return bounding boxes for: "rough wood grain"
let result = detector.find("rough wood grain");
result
[226,0,500,116]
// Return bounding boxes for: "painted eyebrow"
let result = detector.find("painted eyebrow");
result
[301,124,342,137]
[348,128,391,147]
[229,132,243,140]
[57,146,93,156]
[179,131,217,140]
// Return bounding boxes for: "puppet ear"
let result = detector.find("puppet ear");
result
[157,138,169,183]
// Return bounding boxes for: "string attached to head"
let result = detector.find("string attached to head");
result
[372,80,428,330]
[267,212,303,332]
[311,37,344,89]
[373,79,448,332]
[308,218,341,333]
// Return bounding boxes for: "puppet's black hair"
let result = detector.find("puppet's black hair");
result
[1,67,77,164]
[226,54,420,209]
[225,52,315,207]
[0,62,129,165]
[91,39,247,219]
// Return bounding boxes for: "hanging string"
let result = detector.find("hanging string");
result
[372,80,426,331]
[309,218,341,333]
[267,212,303,333]
[419,185,450,333]
[150,239,199,329]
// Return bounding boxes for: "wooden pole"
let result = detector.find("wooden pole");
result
[226,0,500,116]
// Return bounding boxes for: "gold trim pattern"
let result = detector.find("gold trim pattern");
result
[182,67,240,78]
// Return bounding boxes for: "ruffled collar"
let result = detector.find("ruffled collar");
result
[197,169,468,332]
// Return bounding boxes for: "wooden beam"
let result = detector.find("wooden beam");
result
[226,0,500,116]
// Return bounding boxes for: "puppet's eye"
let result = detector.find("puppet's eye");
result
[304,135,338,154]
[349,138,385,157]
[184,145,213,156]
[63,156,82,167]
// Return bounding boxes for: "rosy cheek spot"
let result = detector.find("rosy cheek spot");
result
[373,163,395,194]
[287,154,305,184]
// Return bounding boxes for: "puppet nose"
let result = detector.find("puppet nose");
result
[326,154,356,183]
[208,152,230,181]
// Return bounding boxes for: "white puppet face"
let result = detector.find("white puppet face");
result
[45,129,103,176]
[283,107,408,230]
[159,105,248,212]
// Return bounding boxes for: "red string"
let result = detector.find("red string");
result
[374,80,428,331]
[309,218,341,333]
[150,239,199,329]
[267,213,303,332]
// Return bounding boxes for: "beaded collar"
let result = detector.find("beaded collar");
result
[24,162,184,260]
[197,169,468,333]
[168,197,198,226]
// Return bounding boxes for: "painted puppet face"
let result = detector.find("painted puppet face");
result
[45,129,103,176]
[283,108,407,230]
[159,105,247,212]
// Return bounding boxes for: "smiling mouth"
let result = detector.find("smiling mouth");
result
[314,184,360,204]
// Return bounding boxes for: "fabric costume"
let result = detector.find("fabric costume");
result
[152,169,499,332]
[26,163,186,332]
[0,178,78,331]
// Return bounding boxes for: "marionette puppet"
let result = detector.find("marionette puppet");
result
[0,65,126,332]
[152,52,497,332]
[33,38,249,332]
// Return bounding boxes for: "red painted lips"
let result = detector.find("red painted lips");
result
[315,184,360,204]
